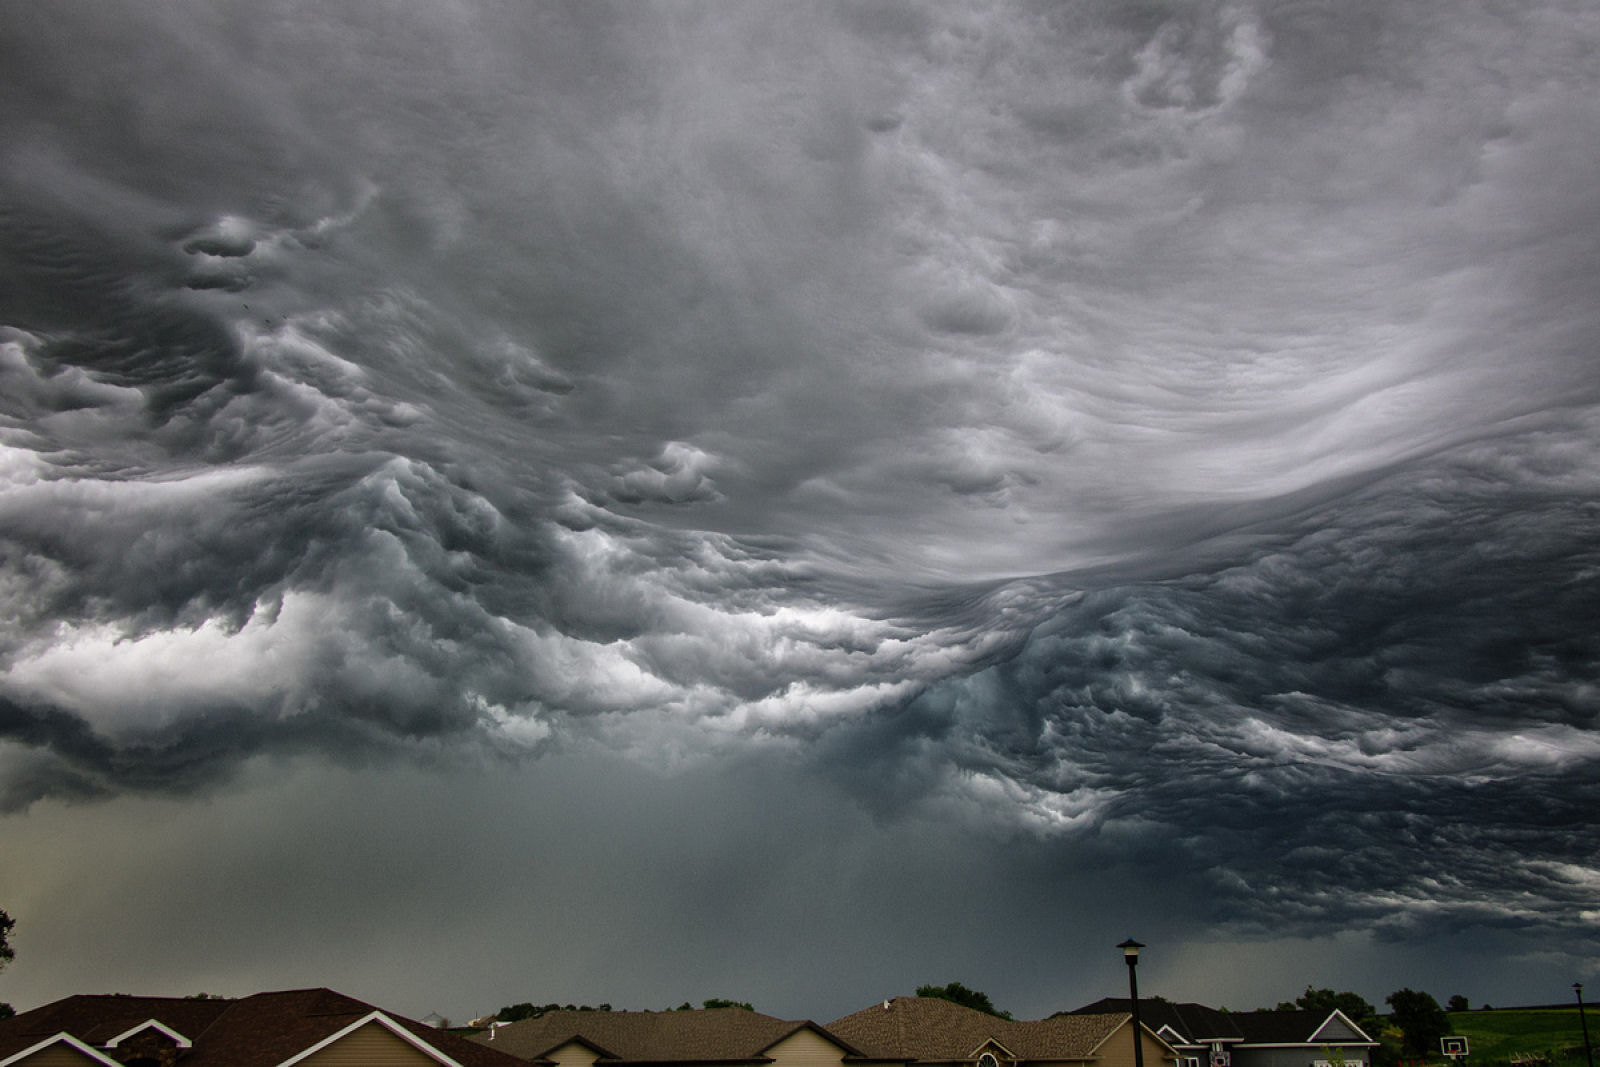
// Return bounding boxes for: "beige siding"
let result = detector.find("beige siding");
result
[295,1022,443,1067]
[9,1046,109,1067]
[767,1028,878,1067]
[1096,1023,1179,1067]
[543,1041,603,1067]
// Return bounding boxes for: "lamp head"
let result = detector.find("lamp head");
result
[1118,938,1145,961]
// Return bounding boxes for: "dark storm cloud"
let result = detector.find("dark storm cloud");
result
[2,0,1599,1011]
[821,416,1600,943]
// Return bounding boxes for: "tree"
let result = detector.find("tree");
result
[1,907,14,1019]
[496,1002,611,1022]
[1446,996,1469,1014]
[1386,989,1448,1059]
[916,982,1012,1020]
[702,999,754,1011]
[1276,988,1380,1036]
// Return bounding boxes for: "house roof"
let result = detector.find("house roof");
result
[0,989,526,1067]
[0,996,233,1057]
[470,1009,847,1064]
[1226,1012,1375,1047]
[1062,1004,1373,1050]
[1067,1002,1243,1046]
[826,998,1132,1064]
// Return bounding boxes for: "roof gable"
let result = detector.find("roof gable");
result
[538,1035,621,1063]
[106,1021,194,1050]
[275,1012,466,1067]
[759,1023,865,1061]
[969,1037,1018,1061]
[0,1033,123,1067]
[1307,1013,1375,1046]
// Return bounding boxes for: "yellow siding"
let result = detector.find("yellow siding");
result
[1095,1023,1178,1067]
[9,1046,109,1067]
[544,1041,603,1067]
[767,1028,883,1067]
[295,1022,442,1067]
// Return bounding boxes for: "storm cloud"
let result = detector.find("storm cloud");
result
[2,0,1598,1020]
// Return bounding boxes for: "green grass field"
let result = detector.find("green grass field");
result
[1431,1009,1596,1066]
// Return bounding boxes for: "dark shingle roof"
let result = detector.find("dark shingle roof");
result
[470,1009,825,1064]
[1068,1001,1243,1045]
[1063,1004,1372,1049]
[0,996,233,1059]
[1228,1011,1373,1046]
[826,998,1127,1063]
[0,988,526,1067]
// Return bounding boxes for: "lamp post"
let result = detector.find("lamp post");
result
[1577,983,1594,1067]
[1119,939,1146,1067]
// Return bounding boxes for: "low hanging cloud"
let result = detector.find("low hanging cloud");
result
[2,0,1599,975]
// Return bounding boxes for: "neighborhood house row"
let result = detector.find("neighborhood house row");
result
[0,987,1378,1067]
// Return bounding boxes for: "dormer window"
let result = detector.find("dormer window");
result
[978,1053,1000,1067]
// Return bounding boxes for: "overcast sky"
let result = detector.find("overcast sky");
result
[3,0,1598,1027]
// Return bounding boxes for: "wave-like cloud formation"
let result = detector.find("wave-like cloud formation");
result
[2,0,1598,955]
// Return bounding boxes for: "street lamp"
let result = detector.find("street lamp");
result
[1119,939,1146,1067]
[1577,983,1594,1067]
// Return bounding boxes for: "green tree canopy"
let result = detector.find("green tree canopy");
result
[916,982,1012,1020]
[1273,987,1379,1033]
[1446,995,1469,1013]
[702,999,754,1011]
[497,1002,611,1022]
[1,907,14,1019]
[1386,989,1448,1059]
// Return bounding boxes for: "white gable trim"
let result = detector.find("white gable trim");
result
[1310,1011,1378,1046]
[1156,1025,1194,1048]
[1088,1020,1177,1059]
[106,1020,194,1050]
[969,1037,1018,1060]
[272,1011,466,1067]
[0,1033,124,1067]
[759,1023,860,1059]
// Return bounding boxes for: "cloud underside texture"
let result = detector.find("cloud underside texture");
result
[2,0,1598,949]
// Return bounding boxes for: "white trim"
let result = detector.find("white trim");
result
[106,1020,194,1050]
[968,1038,1017,1060]
[1309,1011,1378,1046]
[1157,1026,1191,1046]
[271,1011,466,1067]
[1088,1020,1179,1060]
[0,1034,124,1067]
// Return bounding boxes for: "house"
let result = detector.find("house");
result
[825,996,1178,1067]
[468,1006,884,1067]
[1067,1001,1376,1067]
[0,988,527,1067]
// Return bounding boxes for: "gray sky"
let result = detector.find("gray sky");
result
[2,0,1598,1026]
